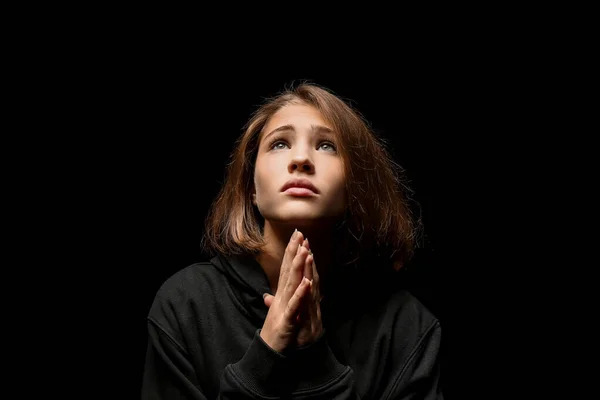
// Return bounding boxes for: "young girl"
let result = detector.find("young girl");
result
[142,82,443,399]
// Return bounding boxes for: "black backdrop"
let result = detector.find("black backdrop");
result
[79,60,509,398]
[17,7,561,397]
[121,75,465,396]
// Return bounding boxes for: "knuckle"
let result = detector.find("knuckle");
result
[284,280,293,294]
[287,242,296,255]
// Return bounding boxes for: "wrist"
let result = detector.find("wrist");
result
[260,329,284,353]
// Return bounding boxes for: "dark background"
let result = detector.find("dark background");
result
[67,39,520,397]
[111,74,482,397]
[14,7,571,397]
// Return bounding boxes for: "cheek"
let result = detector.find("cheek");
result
[253,164,272,200]
[334,171,346,192]
[335,174,348,206]
[254,171,266,194]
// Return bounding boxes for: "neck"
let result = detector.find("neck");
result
[255,221,338,297]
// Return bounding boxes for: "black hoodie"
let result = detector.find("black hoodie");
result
[142,254,443,399]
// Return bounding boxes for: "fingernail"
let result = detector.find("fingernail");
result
[263,293,269,299]
[293,228,297,238]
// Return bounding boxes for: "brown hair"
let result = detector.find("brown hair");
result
[201,81,422,272]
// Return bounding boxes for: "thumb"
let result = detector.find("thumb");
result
[263,293,274,308]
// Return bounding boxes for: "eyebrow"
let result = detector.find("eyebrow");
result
[262,124,335,142]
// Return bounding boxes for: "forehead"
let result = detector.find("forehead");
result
[262,103,330,135]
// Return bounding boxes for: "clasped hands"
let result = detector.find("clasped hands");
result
[263,229,323,349]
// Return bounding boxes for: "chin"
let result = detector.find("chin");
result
[273,212,340,227]
[277,215,321,224]
[261,204,344,225]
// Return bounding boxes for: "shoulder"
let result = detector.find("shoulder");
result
[369,290,442,364]
[355,264,441,331]
[151,261,223,303]
[385,290,441,333]
[359,266,441,334]
[146,260,225,332]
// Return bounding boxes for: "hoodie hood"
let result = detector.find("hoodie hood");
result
[209,253,393,330]
[210,254,271,325]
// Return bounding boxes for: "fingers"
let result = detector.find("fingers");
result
[263,293,274,308]
[309,251,319,293]
[283,242,309,303]
[305,254,319,326]
[274,230,319,328]
[295,286,311,323]
[278,230,305,302]
[303,238,313,281]
[300,238,314,323]
[284,277,311,324]
[281,230,304,281]
[313,256,322,321]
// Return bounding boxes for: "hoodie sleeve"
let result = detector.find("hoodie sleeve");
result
[142,318,207,399]
[141,321,296,399]
[383,320,444,400]
[142,320,442,399]
[141,319,353,399]
[278,322,444,400]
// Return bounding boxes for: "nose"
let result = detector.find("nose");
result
[288,152,314,173]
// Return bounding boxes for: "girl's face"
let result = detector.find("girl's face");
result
[253,103,346,227]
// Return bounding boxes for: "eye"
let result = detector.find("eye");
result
[267,138,337,152]
[319,141,337,152]
[269,140,289,150]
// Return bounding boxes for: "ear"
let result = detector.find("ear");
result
[252,192,257,205]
